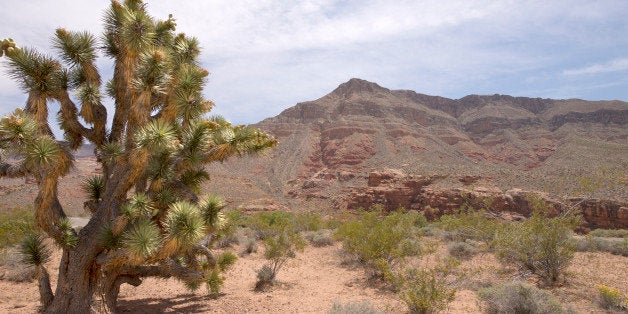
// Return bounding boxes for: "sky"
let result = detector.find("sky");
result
[1,0,627,128]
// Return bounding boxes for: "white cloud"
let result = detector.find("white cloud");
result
[563,58,628,76]
[1,0,627,125]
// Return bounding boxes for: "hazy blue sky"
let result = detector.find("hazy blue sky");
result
[1,0,627,126]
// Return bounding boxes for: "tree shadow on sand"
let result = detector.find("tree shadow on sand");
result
[117,293,222,313]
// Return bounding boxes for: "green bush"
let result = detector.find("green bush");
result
[335,210,422,278]
[291,212,323,232]
[398,266,457,314]
[596,285,627,310]
[438,211,503,247]
[255,223,305,290]
[493,210,578,285]
[478,281,564,314]
[328,301,382,314]
[247,210,294,239]
[0,209,36,249]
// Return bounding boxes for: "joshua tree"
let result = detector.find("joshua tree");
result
[0,1,276,312]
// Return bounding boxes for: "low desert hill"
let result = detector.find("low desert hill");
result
[206,78,627,222]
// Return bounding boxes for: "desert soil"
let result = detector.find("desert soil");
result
[1,238,626,313]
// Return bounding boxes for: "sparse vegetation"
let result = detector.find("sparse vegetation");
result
[304,229,334,247]
[328,301,383,314]
[0,208,36,249]
[240,236,258,256]
[590,229,628,238]
[493,210,578,285]
[255,223,305,290]
[397,262,458,314]
[447,241,478,260]
[571,234,628,256]
[478,281,565,314]
[335,209,423,278]
[438,210,503,248]
[596,285,627,311]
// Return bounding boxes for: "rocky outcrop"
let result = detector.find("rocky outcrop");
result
[344,169,628,229]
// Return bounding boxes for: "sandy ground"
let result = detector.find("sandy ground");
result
[1,240,626,313]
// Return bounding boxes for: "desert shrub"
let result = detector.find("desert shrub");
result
[438,211,503,247]
[398,265,457,314]
[248,210,294,239]
[0,209,36,249]
[254,264,275,290]
[240,236,258,256]
[447,241,478,260]
[304,230,334,247]
[328,301,383,314]
[590,229,628,238]
[478,281,564,314]
[255,224,305,290]
[292,212,323,232]
[493,210,578,285]
[335,210,422,278]
[596,285,628,310]
[571,235,628,256]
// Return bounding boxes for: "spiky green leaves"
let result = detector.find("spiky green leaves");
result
[0,109,38,146]
[24,136,73,176]
[5,47,64,94]
[121,193,156,219]
[172,35,200,66]
[57,218,79,247]
[198,195,226,231]
[135,119,179,153]
[100,225,122,250]
[82,175,104,201]
[132,49,171,95]
[0,110,73,176]
[164,201,205,249]
[53,29,98,68]
[20,235,51,266]
[120,8,156,53]
[122,219,161,262]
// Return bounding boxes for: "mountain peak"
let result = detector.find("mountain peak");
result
[330,78,389,98]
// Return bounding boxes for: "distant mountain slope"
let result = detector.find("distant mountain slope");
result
[206,78,628,209]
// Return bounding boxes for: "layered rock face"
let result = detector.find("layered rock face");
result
[207,78,628,228]
[343,169,627,229]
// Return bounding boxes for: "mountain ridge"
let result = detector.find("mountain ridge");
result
[207,78,627,220]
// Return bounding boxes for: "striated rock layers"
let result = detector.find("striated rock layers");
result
[344,169,628,229]
[206,78,628,227]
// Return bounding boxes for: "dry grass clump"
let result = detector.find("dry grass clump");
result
[304,230,334,247]
[478,281,565,314]
[446,241,478,260]
[328,301,383,314]
[589,229,628,238]
[571,235,628,256]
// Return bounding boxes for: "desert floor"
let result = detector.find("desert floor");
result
[1,238,626,313]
